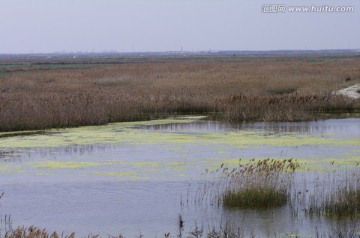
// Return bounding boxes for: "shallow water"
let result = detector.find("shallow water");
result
[0,117,359,237]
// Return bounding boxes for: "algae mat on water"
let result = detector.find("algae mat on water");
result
[0,117,359,182]
[0,117,358,149]
[0,117,207,148]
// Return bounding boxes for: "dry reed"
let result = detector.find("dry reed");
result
[0,55,359,132]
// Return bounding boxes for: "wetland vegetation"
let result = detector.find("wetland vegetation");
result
[0,54,359,132]
[221,159,299,209]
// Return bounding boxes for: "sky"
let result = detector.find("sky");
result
[0,0,359,54]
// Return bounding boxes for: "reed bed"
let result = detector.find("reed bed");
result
[221,158,300,208]
[191,160,360,236]
[0,55,360,132]
[199,159,360,216]
[324,189,360,217]
[297,167,360,218]
[218,160,360,216]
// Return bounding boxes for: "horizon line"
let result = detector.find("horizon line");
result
[1,49,360,57]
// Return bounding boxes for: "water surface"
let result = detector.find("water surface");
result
[0,117,359,236]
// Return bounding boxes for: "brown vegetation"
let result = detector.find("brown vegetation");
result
[5,226,75,238]
[0,55,359,131]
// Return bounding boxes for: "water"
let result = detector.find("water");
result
[0,117,359,237]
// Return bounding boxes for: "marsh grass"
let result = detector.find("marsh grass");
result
[324,189,360,217]
[221,158,299,209]
[193,161,360,236]
[293,165,360,219]
[318,168,360,218]
[0,55,360,132]
[223,188,287,208]
[203,159,360,216]
[267,87,297,95]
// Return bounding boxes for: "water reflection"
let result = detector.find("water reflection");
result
[143,118,360,138]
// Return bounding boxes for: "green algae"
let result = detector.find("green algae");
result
[167,162,187,167]
[0,117,359,182]
[0,117,359,150]
[0,117,208,148]
[0,164,22,173]
[35,161,99,169]
[0,120,359,160]
[1,126,358,150]
[0,130,46,138]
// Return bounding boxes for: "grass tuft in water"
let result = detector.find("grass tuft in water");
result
[297,166,360,219]
[221,158,299,209]
[324,189,360,218]
[223,188,287,208]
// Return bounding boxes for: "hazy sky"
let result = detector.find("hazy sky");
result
[0,0,359,53]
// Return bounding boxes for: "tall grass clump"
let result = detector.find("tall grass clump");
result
[298,166,360,218]
[222,158,299,208]
[321,168,360,218]
[324,189,360,217]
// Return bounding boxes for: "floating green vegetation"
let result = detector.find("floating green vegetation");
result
[0,116,359,151]
[0,164,22,173]
[0,117,209,148]
[35,161,99,169]
[167,162,187,167]
[0,130,46,138]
